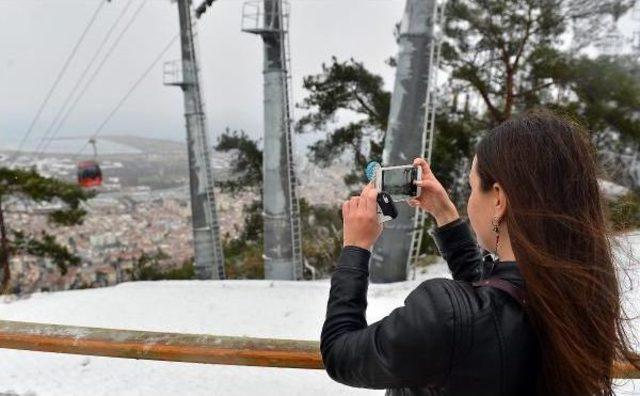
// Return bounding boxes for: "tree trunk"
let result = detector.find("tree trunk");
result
[0,197,10,294]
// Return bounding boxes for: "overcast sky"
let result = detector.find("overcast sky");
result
[3,0,639,156]
[0,0,405,154]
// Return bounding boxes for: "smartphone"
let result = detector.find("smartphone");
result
[374,164,422,202]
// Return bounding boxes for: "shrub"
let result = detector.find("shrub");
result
[608,190,640,232]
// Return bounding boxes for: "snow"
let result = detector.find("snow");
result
[0,236,637,395]
[615,231,640,396]
[599,178,632,200]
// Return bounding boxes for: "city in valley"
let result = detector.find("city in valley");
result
[0,136,348,294]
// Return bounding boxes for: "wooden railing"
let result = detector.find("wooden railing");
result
[0,320,638,379]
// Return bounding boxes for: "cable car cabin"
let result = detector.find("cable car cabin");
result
[77,160,103,188]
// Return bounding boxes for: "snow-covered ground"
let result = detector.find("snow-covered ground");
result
[0,234,638,396]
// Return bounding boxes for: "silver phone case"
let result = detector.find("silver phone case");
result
[374,164,422,202]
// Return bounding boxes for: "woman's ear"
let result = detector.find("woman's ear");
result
[492,182,508,220]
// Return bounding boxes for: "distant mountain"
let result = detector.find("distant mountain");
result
[99,135,185,154]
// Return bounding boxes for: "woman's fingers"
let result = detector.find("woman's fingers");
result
[344,188,376,219]
[413,157,434,179]
[361,183,378,212]
[344,196,359,215]
[414,179,433,187]
[349,196,360,210]
[342,200,351,218]
[360,182,372,195]
[414,179,440,191]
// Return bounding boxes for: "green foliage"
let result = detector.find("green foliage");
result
[440,0,640,195]
[295,0,640,263]
[157,260,195,280]
[295,57,480,206]
[222,199,265,279]
[222,197,344,279]
[214,128,263,195]
[212,128,269,279]
[342,1,640,194]
[442,0,562,123]
[431,111,485,208]
[299,198,343,277]
[297,57,390,132]
[127,250,195,281]
[441,0,640,156]
[608,190,640,232]
[223,240,264,279]
[212,128,267,277]
[0,167,94,226]
[239,200,264,242]
[296,57,390,185]
[0,167,92,292]
[556,56,640,147]
[442,0,635,123]
[48,208,88,227]
[214,126,346,279]
[11,230,80,275]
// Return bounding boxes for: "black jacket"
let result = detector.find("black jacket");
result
[320,217,538,396]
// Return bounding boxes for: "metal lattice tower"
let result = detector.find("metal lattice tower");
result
[242,0,303,280]
[165,0,225,279]
[406,1,447,280]
[370,0,440,283]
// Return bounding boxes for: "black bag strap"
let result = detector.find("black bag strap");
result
[472,277,527,307]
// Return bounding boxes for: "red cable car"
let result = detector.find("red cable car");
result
[77,160,103,188]
[77,138,103,188]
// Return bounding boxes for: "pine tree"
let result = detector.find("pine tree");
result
[0,167,93,293]
[296,0,640,209]
[296,57,390,187]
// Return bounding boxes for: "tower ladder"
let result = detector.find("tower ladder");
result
[406,0,446,280]
[277,1,304,280]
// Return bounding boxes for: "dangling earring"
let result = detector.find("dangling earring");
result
[491,216,501,261]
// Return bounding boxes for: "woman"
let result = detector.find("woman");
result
[320,110,639,396]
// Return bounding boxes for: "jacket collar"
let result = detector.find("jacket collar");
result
[482,256,525,288]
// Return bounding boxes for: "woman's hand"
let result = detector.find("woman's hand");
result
[408,157,460,227]
[342,183,382,250]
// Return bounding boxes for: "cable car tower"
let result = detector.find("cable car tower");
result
[164,0,225,280]
[406,1,447,280]
[241,0,303,280]
[370,0,443,283]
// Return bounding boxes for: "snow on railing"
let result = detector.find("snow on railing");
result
[0,320,637,378]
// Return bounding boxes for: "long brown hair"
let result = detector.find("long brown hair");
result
[475,109,639,395]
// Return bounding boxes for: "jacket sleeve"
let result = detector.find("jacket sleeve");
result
[432,217,484,282]
[320,246,454,389]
